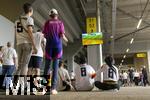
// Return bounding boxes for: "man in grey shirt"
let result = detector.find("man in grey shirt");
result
[57,61,71,91]
[15,3,37,76]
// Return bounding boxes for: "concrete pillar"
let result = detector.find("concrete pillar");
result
[147,51,150,82]
[147,51,150,73]
[87,0,102,70]
[87,45,102,71]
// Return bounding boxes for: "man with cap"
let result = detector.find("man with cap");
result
[42,8,68,95]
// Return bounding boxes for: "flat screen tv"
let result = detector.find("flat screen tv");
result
[82,32,103,45]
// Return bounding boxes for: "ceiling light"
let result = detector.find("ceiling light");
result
[123,55,126,58]
[136,19,142,29]
[126,48,129,53]
[110,35,114,39]
[121,60,124,63]
[130,38,134,44]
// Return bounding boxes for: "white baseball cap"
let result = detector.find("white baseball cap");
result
[49,8,58,15]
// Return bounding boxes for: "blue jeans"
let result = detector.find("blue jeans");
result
[0,65,2,75]
[44,58,59,89]
[2,65,15,89]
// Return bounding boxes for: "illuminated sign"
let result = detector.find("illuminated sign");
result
[136,53,146,58]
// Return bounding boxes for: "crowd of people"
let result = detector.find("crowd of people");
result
[120,66,149,87]
[56,56,120,92]
[0,3,67,95]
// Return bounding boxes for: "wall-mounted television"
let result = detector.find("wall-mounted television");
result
[82,32,103,45]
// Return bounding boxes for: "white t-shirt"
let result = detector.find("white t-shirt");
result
[2,47,17,65]
[0,51,2,67]
[74,64,95,91]
[15,15,34,45]
[123,72,128,79]
[134,72,140,77]
[57,67,71,91]
[99,64,119,82]
[32,32,46,57]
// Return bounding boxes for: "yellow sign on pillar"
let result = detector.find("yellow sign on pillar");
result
[136,53,147,58]
[86,17,97,33]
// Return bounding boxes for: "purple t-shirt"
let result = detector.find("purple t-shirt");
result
[42,19,65,48]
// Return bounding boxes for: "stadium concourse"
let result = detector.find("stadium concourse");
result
[1,0,150,100]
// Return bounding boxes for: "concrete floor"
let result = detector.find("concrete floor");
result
[0,89,50,100]
[51,87,150,100]
[0,87,150,100]
[0,95,49,100]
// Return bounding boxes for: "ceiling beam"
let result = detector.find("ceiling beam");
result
[117,8,150,26]
[115,25,150,41]
[78,0,87,17]
[37,3,49,20]
[66,0,86,32]
[118,0,148,7]
[117,16,150,20]
[33,10,46,26]
[58,0,82,35]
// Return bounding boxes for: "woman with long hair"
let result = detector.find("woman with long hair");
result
[95,56,120,91]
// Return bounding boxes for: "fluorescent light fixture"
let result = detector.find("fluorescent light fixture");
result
[110,35,114,39]
[126,48,129,52]
[130,38,134,44]
[121,60,124,63]
[123,55,126,58]
[136,19,142,29]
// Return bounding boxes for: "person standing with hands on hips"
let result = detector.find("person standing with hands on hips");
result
[42,8,68,95]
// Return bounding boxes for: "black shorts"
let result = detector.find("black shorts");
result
[123,79,128,84]
[28,56,43,68]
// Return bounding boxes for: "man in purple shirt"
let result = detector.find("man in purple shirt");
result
[42,8,68,95]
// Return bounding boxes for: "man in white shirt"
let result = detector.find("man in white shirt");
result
[134,70,140,86]
[27,30,46,92]
[74,57,96,91]
[28,30,46,76]
[1,42,18,89]
[122,71,128,87]
[95,56,120,91]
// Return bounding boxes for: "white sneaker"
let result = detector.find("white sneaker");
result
[113,89,118,92]
[105,89,118,92]
[51,89,58,95]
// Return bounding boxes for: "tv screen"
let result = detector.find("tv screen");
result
[82,32,103,45]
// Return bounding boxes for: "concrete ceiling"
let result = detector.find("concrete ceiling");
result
[115,0,150,53]
[1,0,150,57]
